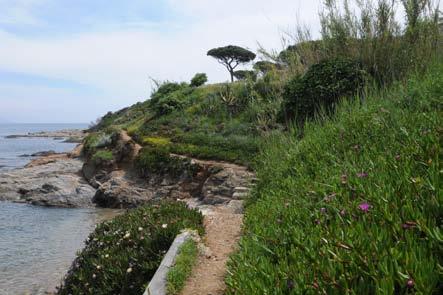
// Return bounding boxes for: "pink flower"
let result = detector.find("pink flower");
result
[406,279,414,288]
[358,202,371,212]
[402,221,417,230]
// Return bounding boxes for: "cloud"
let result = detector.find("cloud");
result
[0,0,324,123]
[0,0,47,25]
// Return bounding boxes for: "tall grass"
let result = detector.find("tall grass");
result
[226,60,442,294]
[270,0,440,85]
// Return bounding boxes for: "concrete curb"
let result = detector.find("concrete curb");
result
[143,230,193,295]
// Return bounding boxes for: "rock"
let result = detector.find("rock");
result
[227,200,244,214]
[92,171,155,208]
[5,129,86,140]
[31,150,57,157]
[200,166,254,205]
[0,158,96,207]
[63,137,83,143]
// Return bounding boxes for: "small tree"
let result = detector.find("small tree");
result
[233,70,257,81]
[207,45,256,82]
[190,73,208,87]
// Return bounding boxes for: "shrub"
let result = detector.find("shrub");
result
[91,150,114,164]
[233,70,257,81]
[253,70,284,103]
[150,82,188,105]
[58,201,204,295]
[135,147,194,177]
[83,132,113,156]
[142,136,171,147]
[283,58,367,123]
[152,90,187,116]
[190,73,208,87]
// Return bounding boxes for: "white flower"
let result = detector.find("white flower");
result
[138,227,143,231]
[124,232,131,239]
[96,265,101,270]
[126,267,132,273]
[162,224,168,229]
[105,254,109,258]
[92,274,96,279]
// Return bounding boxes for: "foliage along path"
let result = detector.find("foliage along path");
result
[122,131,252,294]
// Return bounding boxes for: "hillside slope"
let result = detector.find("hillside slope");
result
[226,61,443,294]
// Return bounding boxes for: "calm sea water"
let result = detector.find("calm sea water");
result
[0,123,86,171]
[0,124,118,295]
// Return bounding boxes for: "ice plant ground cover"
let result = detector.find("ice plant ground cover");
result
[57,201,204,295]
[226,60,443,294]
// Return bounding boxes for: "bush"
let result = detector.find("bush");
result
[152,92,186,116]
[150,82,188,105]
[226,61,443,294]
[233,70,257,81]
[58,201,204,295]
[91,150,114,164]
[83,133,113,156]
[283,58,367,123]
[135,147,194,177]
[190,73,208,87]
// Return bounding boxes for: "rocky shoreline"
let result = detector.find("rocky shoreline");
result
[0,130,255,210]
[5,129,86,143]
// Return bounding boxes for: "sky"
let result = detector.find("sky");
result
[0,0,324,123]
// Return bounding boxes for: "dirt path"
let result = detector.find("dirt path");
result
[181,203,243,295]
[120,130,251,294]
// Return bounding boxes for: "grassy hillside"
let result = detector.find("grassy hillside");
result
[90,81,275,166]
[71,2,441,294]
[226,61,442,294]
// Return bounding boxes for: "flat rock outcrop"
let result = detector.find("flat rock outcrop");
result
[0,156,95,207]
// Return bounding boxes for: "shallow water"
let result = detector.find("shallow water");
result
[0,123,85,171]
[0,202,118,295]
[0,124,120,294]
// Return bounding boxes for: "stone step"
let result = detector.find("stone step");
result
[234,186,250,192]
[232,192,249,199]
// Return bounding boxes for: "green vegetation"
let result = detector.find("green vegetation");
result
[91,150,114,164]
[58,201,204,295]
[207,45,256,82]
[283,58,367,124]
[166,238,199,295]
[190,73,208,87]
[233,70,257,81]
[226,61,443,294]
[135,147,195,177]
[83,127,120,156]
[76,1,441,294]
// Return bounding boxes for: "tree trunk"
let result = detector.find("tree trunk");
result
[229,70,234,83]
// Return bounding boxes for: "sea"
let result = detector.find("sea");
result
[0,124,117,295]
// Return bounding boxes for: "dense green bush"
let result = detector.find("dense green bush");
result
[91,150,114,164]
[135,147,194,177]
[190,73,208,87]
[58,201,204,295]
[283,58,367,123]
[233,70,257,81]
[226,61,443,294]
[150,82,188,105]
[152,92,186,116]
